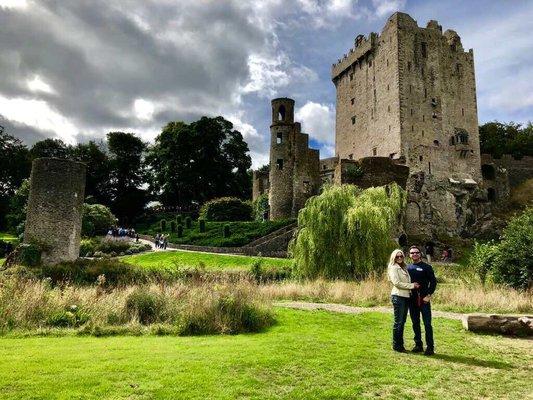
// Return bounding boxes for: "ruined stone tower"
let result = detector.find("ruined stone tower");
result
[332,12,481,181]
[24,158,86,265]
[269,98,320,220]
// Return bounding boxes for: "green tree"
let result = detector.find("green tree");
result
[5,179,30,232]
[0,127,31,230]
[479,121,533,158]
[71,141,111,206]
[290,183,406,280]
[82,203,117,237]
[107,132,148,223]
[29,138,71,159]
[147,117,252,209]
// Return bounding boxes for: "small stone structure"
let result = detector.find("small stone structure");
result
[481,154,533,203]
[24,158,86,265]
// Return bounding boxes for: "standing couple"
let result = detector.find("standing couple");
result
[388,246,437,355]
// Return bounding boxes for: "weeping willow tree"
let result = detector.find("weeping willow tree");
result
[289,183,406,279]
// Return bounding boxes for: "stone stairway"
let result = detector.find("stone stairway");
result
[242,222,298,257]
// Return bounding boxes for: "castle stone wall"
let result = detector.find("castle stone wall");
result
[24,158,86,265]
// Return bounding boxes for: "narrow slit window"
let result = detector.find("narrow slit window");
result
[372,147,377,156]
[462,108,465,116]
[421,42,427,58]
[276,159,283,170]
[351,98,355,105]
[351,116,356,125]
[276,133,283,144]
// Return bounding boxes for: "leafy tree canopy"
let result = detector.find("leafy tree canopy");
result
[147,116,252,209]
[479,121,533,159]
[29,138,71,159]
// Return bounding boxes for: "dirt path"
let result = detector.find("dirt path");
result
[274,301,464,320]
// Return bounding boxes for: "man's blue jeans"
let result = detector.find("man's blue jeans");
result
[391,295,409,350]
[409,298,434,349]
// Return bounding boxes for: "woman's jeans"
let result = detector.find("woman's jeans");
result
[391,295,409,350]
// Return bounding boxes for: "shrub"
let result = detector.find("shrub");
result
[491,207,533,290]
[468,241,499,284]
[96,239,131,255]
[125,288,168,325]
[185,216,192,229]
[290,183,406,279]
[82,204,117,237]
[252,193,269,221]
[199,219,206,233]
[177,224,184,238]
[199,197,253,222]
[160,219,167,231]
[47,306,90,328]
[223,224,230,238]
[170,220,176,233]
[18,243,42,267]
[79,239,98,257]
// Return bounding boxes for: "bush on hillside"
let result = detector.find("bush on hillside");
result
[199,197,253,222]
[82,204,117,237]
[491,207,532,290]
[468,241,499,284]
[290,183,406,279]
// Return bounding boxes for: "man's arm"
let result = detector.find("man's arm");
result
[427,264,437,295]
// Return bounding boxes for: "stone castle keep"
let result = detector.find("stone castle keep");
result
[253,12,518,241]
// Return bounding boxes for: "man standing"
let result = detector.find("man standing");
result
[408,245,437,355]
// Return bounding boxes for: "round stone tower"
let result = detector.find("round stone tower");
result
[269,98,295,220]
[24,158,86,265]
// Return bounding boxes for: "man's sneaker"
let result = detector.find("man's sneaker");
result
[411,345,423,353]
[424,348,435,356]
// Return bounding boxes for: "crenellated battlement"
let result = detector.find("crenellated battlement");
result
[331,32,377,80]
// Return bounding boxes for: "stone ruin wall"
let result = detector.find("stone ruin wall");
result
[24,158,86,265]
[252,169,269,201]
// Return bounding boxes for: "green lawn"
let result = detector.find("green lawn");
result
[136,219,293,247]
[0,309,530,399]
[122,250,292,271]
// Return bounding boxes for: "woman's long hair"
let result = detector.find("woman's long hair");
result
[388,249,406,269]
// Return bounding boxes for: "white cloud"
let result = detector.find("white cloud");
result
[0,0,27,9]
[371,0,406,18]
[0,95,78,143]
[27,75,55,94]
[133,98,155,121]
[295,101,335,144]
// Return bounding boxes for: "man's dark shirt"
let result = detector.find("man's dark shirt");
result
[407,261,437,298]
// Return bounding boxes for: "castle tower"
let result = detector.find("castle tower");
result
[269,98,320,220]
[24,158,86,265]
[332,12,481,181]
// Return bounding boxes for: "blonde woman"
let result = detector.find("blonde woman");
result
[388,249,420,352]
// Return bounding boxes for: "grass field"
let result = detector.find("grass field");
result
[0,308,531,399]
[122,250,292,271]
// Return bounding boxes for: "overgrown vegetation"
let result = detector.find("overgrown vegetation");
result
[468,207,532,290]
[81,204,117,237]
[79,237,151,257]
[199,197,253,221]
[252,193,269,221]
[0,277,274,335]
[290,183,406,279]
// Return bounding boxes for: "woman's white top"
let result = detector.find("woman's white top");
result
[388,263,415,298]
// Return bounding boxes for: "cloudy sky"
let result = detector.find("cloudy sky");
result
[1,0,532,168]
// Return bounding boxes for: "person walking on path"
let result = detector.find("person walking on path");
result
[387,249,420,352]
[407,245,437,356]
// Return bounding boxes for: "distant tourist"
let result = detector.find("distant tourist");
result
[441,246,453,262]
[407,245,437,356]
[387,249,420,353]
[424,242,435,263]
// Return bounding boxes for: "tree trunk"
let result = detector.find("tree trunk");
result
[462,314,533,336]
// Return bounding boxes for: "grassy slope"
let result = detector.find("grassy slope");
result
[0,309,531,399]
[122,250,292,271]
[136,219,293,247]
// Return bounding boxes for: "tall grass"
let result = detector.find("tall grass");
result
[0,277,274,335]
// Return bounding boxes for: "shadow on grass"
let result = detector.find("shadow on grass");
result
[431,353,512,370]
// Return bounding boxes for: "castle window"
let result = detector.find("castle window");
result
[348,153,353,160]
[351,116,356,125]
[482,164,496,180]
[323,164,326,170]
[407,62,412,71]
[419,155,423,162]
[409,85,412,93]
[386,59,389,67]
[278,105,286,121]
[411,125,414,132]
[276,159,283,170]
[276,133,283,144]
[421,42,427,58]
[374,88,376,99]
[433,140,440,146]
[487,188,496,201]
[431,98,437,106]
[387,84,390,91]
[388,105,390,113]
[456,63,462,74]
[372,147,377,156]
[450,136,455,145]
[350,73,354,81]
[432,112,437,119]
[462,108,465,116]
[422,130,425,137]
[422,115,425,122]
[410,108,414,115]
[428,162,431,174]
[368,60,372,67]
[424,88,427,98]
[389,125,391,132]
[351,98,355,105]
[421,67,425,75]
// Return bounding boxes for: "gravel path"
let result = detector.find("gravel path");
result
[274,301,464,320]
